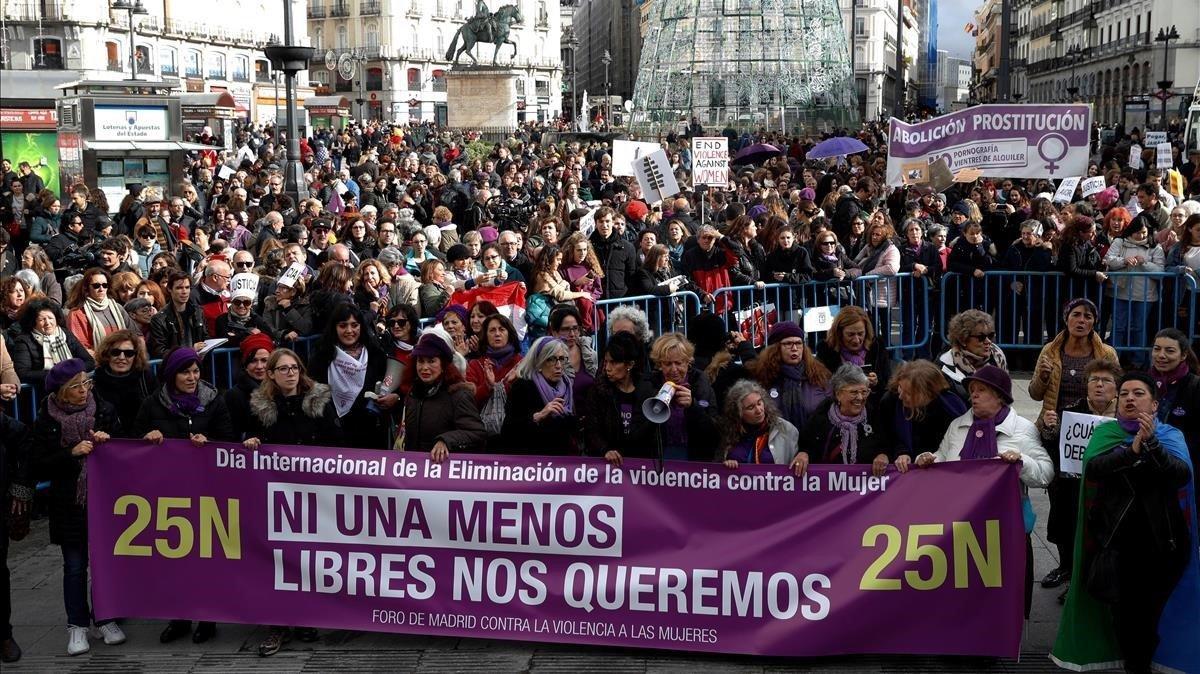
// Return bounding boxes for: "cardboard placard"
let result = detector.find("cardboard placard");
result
[1058,411,1109,476]
[1053,177,1081,204]
[692,137,729,187]
[612,140,662,177]
[1080,176,1107,198]
[632,149,681,204]
[1156,142,1173,169]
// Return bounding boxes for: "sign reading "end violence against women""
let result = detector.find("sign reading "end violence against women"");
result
[88,440,1025,658]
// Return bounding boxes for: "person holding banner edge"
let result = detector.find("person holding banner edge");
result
[134,347,233,645]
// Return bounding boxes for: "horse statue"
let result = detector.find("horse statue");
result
[445,4,524,66]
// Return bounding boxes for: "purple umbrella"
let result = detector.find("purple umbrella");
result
[806,136,869,159]
[732,142,784,166]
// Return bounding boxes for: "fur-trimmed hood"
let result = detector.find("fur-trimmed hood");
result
[249,383,333,428]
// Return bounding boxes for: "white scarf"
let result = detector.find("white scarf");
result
[82,296,129,351]
[328,345,369,418]
[31,328,73,370]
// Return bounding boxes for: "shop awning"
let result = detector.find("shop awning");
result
[84,141,137,151]
[130,141,215,151]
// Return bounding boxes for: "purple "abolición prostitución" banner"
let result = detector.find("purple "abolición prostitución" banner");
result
[88,440,1025,658]
[886,103,1092,185]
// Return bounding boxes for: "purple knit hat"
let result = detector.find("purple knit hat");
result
[767,321,805,346]
[160,347,200,383]
[963,365,1014,405]
[411,332,454,362]
[436,304,469,327]
[45,358,88,394]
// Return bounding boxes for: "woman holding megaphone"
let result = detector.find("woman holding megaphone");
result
[583,332,658,466]
[646,333,718,462]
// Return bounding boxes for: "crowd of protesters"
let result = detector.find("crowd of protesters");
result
[0,115,1198,672]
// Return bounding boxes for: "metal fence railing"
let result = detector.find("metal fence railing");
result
[590,291,704,352]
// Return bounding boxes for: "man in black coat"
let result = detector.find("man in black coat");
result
[17,163,44,196]
[833,177,874,242]
[589,206,638,300]
[0,411,32,663]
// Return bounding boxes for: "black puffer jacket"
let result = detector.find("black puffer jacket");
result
[224,372,265,439]
[763,245,815,284]
[501,378,581,455]
[133,380,235,441]
[32,395,121,545]
[589,230,638,299]
[583,378,660,459]
[247,383,341,446]
[92,366,155,432]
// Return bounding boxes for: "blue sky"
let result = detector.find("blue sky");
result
[938,0,979,60]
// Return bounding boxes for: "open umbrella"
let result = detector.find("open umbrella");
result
[806,136,869,159]
[732,142,784,166]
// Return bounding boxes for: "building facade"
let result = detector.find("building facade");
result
[935,48,970,109]
[972,0,1002,102]
[571,0,640,117]
[307,0,563,125]
[0,0,305,123]
[1019,0,1198,128]
[840,0,920,121]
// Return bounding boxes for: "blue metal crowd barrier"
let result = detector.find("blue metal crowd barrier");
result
[708,273,933,357]
[590,291,704,351]
[940,270,1199,359]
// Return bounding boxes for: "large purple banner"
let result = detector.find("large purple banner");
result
[886,104,1092,185]
[89,440,1025,658]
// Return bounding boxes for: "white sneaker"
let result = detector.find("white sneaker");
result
[66,626,90,656]
[95,622,126,645]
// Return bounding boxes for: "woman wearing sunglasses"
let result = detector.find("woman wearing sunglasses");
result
[65,268,133,358]
[938,309,1008,401]
[91,330,154,432]
[261,276,313,341]
[214,285,275,347]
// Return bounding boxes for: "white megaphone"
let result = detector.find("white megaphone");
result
[641,382,676,424]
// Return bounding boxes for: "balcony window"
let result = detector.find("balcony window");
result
[232,56,249,81]
[407,67,421,90]
[186,49,202,77]
[432,69,446,92]
[160,46,178,75]
[32,37,64,70]
[366,67,383,90]
[106,41,123,72]
[255,59,271,82]
[207,52,226,79]
[336,72,353,92]
[135,45,154,74]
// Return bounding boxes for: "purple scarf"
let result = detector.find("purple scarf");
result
[485,343,518,367]
[1151,362,1190,392]
[840,347,867,366]
[1117,417,1142,435]
[533,371,574,416]
[960,406,1011,460]
[46,393,97,506]
[827,403,867,464]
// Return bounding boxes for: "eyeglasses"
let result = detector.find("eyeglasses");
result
[139,233,155,240]
[379,228,396,234]
[819,241,837,246]
[557,325,580,334]
[90,282,109,290]
[779,340,805,350]
[271,364,301,374]
[235,261,255,269]
[109,348,137,358]
[547,356,569,365]
[483,255,501,261]
[501,241,520,247]
[65,379,94,392]
[970,332,996,342]
[1087,376,1116,385]
[387,318,410,327]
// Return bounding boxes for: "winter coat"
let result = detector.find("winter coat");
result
[133,380,235,442]
[1103,237,1165,302]
[32,395,121,546]
[1028,332,1118,422]
[260,295,313,339]
[0,412,33,515]
[932,408,1054,488]
[148,302,209,358]
[647,368,720,461]
[500,377,581,455]
[720,418,800,466]
[8,329,95,389]
[224,371,265,439]
[466,353,522,409]
[418,282,451,318]
[816,341,893,401]
[214,312,276,347]
[897,240,943,277]
[589,231,639,299]
[583,377,660,459]
[308,342,391,449]
[92,366,155,433]
[247,383,341,446]
[799,399,888,466]
[880,390,966,458]
[401,381,487,452]
[763,245,815,284]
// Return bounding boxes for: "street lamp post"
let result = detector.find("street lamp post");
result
[1154,25,1179,129]
[264,0,314,201]
[110,0,148,80]
[1066,44,1082,101]
[566,34,578,127]
[601,49,612,128]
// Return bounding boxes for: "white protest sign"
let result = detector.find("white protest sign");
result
[230,272,260,303]
[1144,131,1167,146]
[1156,143,1173,169]
[577,208,596,239]
[1080,176,1107,198]
[217,164,235,180]
[277,262,306,288]
[803,306,836,333]
[692,137,729,187]
[612,140,662,177]
[1129,144,1142,169]
[632,149,681,204]
[1058,411,1109,476]
[333,179,348,196]
[1053,177,1081,204]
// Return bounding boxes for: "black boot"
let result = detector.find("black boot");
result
[192,621,216,644]
[160,620,191,644]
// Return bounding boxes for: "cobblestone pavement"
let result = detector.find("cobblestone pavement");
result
[6,378,1077,673]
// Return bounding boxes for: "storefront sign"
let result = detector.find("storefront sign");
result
[93,105,169,141]
[887,104,1092,185]
[89,442,1025,659]
[0,107,58,130]
[0,131,60,194]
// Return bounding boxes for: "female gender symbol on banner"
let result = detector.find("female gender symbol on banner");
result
[1037,133,1069,173]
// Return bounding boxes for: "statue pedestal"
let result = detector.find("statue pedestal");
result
[445,67,520,129]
